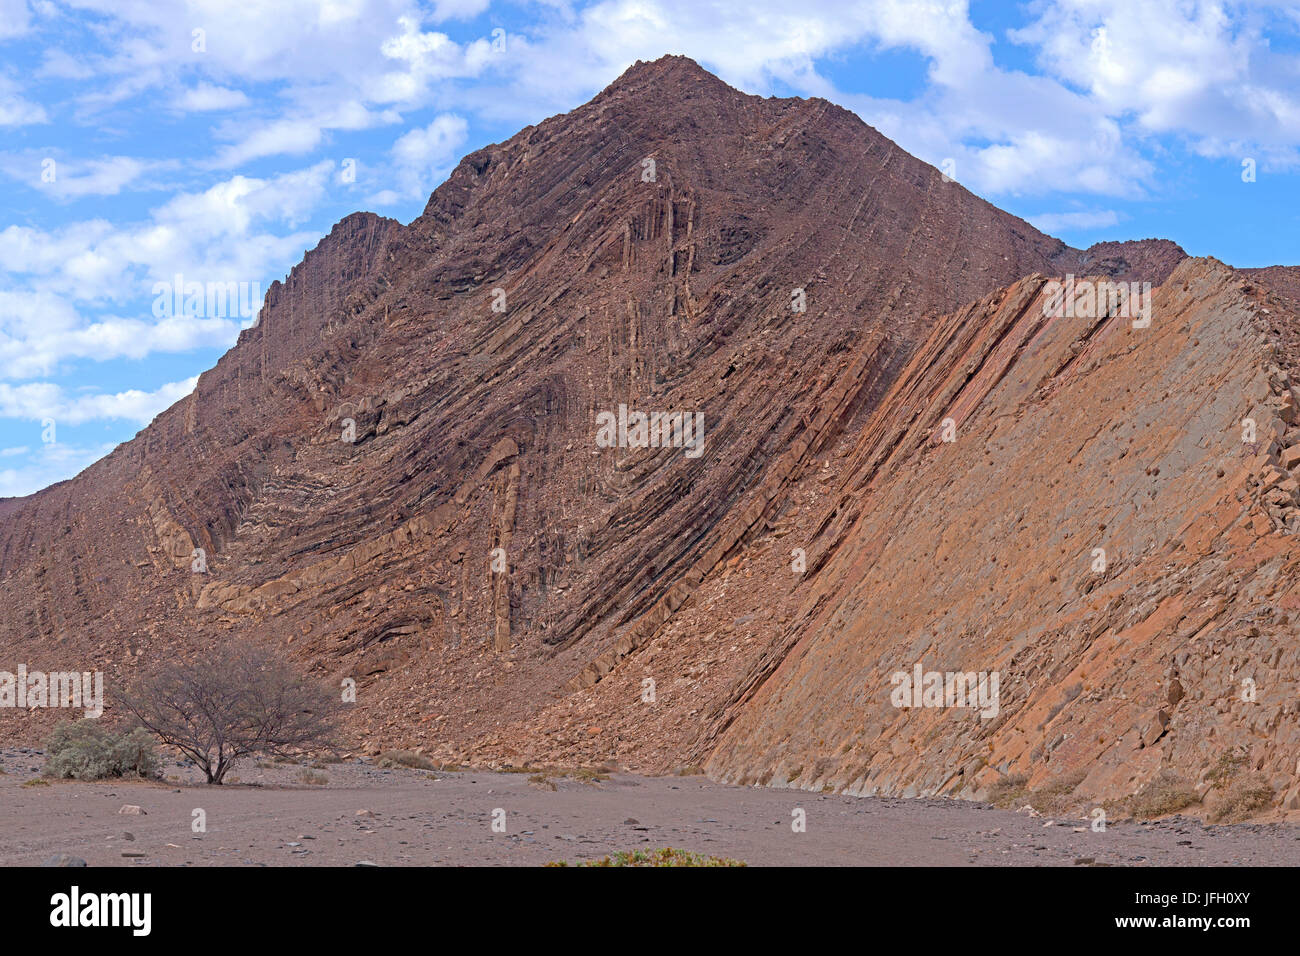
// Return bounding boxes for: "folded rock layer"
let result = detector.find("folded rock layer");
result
[5,56,1290,816]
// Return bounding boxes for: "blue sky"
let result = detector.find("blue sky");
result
[1,0,1299,497]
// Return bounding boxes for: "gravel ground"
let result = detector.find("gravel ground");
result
[3,749,1299,866]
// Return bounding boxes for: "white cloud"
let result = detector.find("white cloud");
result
[378,112,468,201]
[173,82,250,111]
[0,293,240,379]
[211,101,402,167]
[1011,1,1300,157]
[0,0,32,39]
[0,153,176,198]
[0,441,120,499]
[0,75,47,126]
[0,163,339,381]
[0,375,198,425]
[0,161,335,299]
[1028,209,1122,233]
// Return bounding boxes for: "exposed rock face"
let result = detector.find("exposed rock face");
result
[704,259,1300,810]
[3,56,1293,817]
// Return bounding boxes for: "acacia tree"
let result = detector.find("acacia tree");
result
[120,643,341,784]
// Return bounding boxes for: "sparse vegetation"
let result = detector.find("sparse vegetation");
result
[22,778,50,788]
[1206,748,1250,787]
[987,773,1030,808]
[298,768,328,786]
[375,750,436,771]
[528,773,557,791]
[987,770,1087,814]
[1210,777,1274,823]
[500,763,609,786]
[1026,770,1087,815]
[547,847,746,867]
[42,720,157,781]
[1123,770,1200,819]
[571,767,609,785]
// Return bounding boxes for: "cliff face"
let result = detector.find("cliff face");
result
[12,56,1295,817]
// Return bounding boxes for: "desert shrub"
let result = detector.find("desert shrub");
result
[1206,748,1250,786]
[375,750,436,771]
[1027,770,1088,815]
[528,773,557,791]
[43,721,157,781]
[298,768,328,786]
[1210,777,1274,823]
[1126,770,1199,818]
[987,773,1030,808]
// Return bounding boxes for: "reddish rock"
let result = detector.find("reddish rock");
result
[2,57,1295,820]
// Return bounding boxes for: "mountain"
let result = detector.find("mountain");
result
[7,55,1295,818]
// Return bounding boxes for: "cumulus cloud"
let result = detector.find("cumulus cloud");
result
[0,162,340,390]
[1011,0,1300,166]
[0,161,334,303]
[376,112,468,202]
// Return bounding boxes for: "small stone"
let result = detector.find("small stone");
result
[118,805,146,815]
[42,854,87,867]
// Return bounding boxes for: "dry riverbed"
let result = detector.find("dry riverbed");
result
[2,748,1298,866]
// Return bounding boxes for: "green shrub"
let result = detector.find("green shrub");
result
[43,721,157,780]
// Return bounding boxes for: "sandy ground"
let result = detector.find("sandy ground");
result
[3,748,1299,866]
